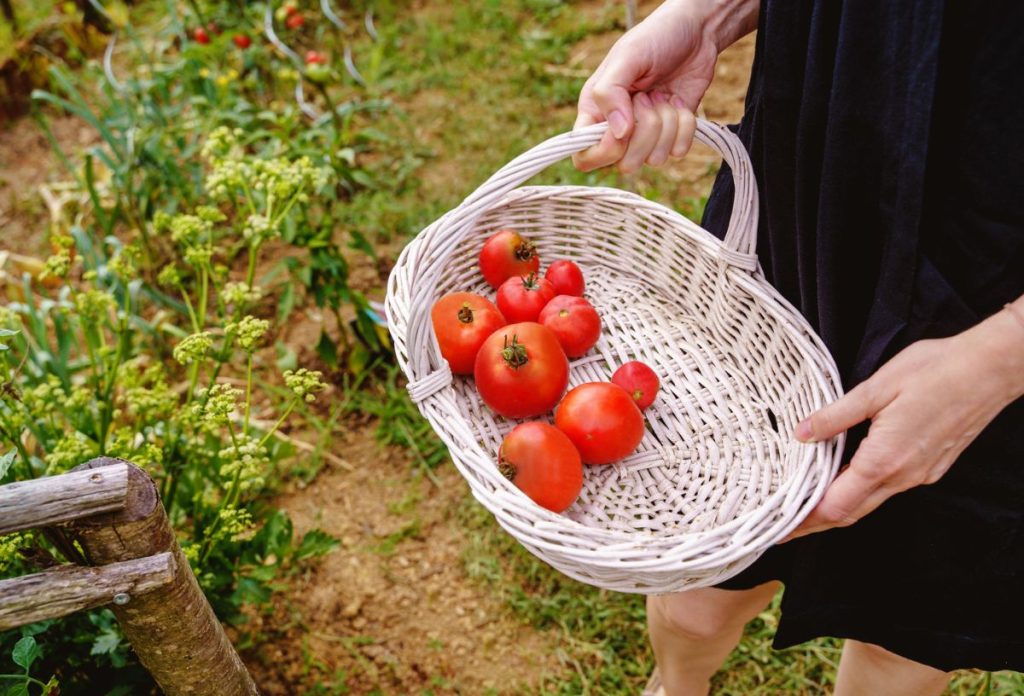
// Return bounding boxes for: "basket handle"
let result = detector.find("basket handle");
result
[441,118,759,263]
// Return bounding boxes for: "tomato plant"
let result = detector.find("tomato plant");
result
[286,12,305,29]
[479,229,540,289]
[474,322,568,418]
[545,259,585,296]
[431,292,505,375]
[612,361,660,410]
[305,50,327,65]
[555,383,645,464]
[233,34,251,49]
[499,422,583,513]
[496,273,556,323]
[538,295,601,358]
[193,26,210,44]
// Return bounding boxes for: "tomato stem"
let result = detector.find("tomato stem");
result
[457,303,474,324]
[514,239,537,262]
[502,334,529,369]
[498,458,517,481]
[522,272,538,290]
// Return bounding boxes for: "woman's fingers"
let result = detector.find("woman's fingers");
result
[573,91,698,172]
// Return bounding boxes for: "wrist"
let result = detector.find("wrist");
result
[960,300,1024,404]
[701,0,760,52]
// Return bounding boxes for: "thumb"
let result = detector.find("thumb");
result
[588,62,639,140]
[796,381,879,442]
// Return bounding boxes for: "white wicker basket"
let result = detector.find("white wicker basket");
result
[385,120,844,594]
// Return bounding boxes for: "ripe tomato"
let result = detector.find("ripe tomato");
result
[305,49,327,65]
[474,322,569,418]
[233,34,251,49]
[499,422,583,513]
[479,229,540,289]
[612,361,660,410]
[193,27,210,44]
[544,260,585,297]
[555,383,644,464]
[538,295,601,358]
[285,12,305,29]
[496,273,556,323]
[430,292,505,375]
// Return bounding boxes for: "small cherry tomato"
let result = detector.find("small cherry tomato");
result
[499,422,583,513]
[474,322,569,419]
[193,27,210,44]
[555,382,645,464]
[479,228,540,289]
[305,49,327,65]
[233,33,251,49]
[538,295,601,358]
[612,361,660,410]
[544,260,585,297]
[431,292,505,375]
[496,273,556,323]
[285,12,305,29]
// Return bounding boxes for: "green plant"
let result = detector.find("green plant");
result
[0,635,59,696]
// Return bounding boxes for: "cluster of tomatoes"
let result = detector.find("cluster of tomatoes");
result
[192,2,305,50]
[431,229,660,513]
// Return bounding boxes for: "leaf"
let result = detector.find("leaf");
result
[90,627,122,656]
[2,682,29,696]
[0,450,17,480]
[12,636,41,672]
[295,529,340,561]
[316,331,339,369]
[0,328,17,337]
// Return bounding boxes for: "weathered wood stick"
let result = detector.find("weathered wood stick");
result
[0,552,176,631]
[0,464,128,535]
[68,458,259,696]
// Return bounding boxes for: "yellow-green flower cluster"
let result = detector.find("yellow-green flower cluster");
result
[173,331,213,366]
[124,376,177,423]
[210,506,254,543]
[45,432,96,474]
[251,156,330,203]
[218,435,268,492]
[283,368,327,403]
[107,244,141,281]
[21,376,66,419]
[242,213,274,243]
[220,281,262,309]
[192,383,240,430]
[0,532,31,574]
[0,306,19,329]
[230,315,269,353]
[40,249,72,281]
[74,289,115,322]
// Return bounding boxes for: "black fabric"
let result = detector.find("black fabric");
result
[701,0,1024,672]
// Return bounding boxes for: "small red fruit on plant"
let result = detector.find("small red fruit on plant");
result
[555,382,645,464]
[286,12,305,29]
[499,422,583,513]
[496,273,556,323]
[305,49,327,65]
[206,22,221,35]
[612,361,660,410]
[544,259,585,297]
[474,322,569,419]
[538,295,601,358]
[193,27,210,44]
[430,292,505,375]
[479,228,540,289]
[233,34,251,49]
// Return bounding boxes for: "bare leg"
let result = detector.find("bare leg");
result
[647,581,780,696]
[835,640,951,696]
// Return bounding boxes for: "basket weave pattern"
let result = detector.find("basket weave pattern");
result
[386,121,844,593]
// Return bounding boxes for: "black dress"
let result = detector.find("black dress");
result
[702,0,1024,672]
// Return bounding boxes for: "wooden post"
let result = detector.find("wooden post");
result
[66,458,259,696]
[0,464,129,535]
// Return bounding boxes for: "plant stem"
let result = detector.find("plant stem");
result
[258,398,298,449]
[243,354,253,436]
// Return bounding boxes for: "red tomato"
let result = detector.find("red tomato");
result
[496,273,556,323]
[479,229,540,289]
[305,49,327,65]
[612,361,660,410]
[286,12,305,29]
[474,322,569,418]
[555,383,644,464]
[499,422,583,513]
[538,295,601,358]
[233,34,251,49]
[544,260,585,297]
[193,27,210,44]
[430,292,505,375]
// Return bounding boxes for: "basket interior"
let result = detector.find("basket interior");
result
[435,187,822,539]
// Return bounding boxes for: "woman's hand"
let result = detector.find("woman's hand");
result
[573,0,758,173]
[787,301,1024,540]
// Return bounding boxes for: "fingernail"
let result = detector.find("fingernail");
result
[651,91,668,104]
[795,419,814,442]
[635,92,652,108]
[608,110,629,139]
